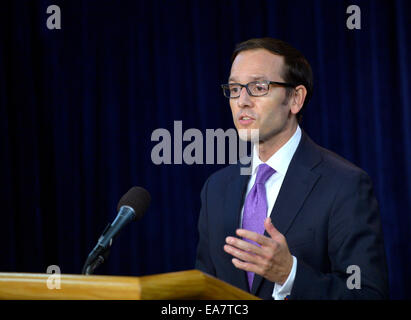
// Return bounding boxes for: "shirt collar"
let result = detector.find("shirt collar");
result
[251,126,302,176]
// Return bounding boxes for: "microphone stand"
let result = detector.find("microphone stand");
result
[82,223,113,275]
[83,247,111,275]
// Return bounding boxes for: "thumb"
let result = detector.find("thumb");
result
[264,218,282,240]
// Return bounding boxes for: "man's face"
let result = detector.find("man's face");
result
[229,49,293,143]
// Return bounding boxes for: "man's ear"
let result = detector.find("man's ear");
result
[290,85,307,116]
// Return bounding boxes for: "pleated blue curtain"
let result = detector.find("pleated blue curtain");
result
[0,0,409,299]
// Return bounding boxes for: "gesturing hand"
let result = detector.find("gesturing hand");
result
[223,217,293,285]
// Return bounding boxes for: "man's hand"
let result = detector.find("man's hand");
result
[223,217,293,285]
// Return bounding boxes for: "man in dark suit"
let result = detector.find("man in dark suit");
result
[195,38,388,300]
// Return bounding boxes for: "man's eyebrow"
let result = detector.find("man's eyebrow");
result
[228,75,267,83]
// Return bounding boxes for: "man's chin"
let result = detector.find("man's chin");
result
[237,128,260,143]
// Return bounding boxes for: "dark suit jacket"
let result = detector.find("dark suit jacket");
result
[195,130,389,299]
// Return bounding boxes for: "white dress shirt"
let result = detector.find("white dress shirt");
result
[240,125,301,300]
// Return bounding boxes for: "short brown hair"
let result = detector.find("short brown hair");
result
[231,38,313,123]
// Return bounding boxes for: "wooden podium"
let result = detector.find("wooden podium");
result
[0,270,260,300]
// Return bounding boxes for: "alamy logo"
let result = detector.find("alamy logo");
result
[346,5,361,30]
[46,5,61,30]
[151,121,258,175]
[346,265,361,289]
[46,265,61,290]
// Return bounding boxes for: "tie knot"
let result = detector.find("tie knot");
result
[255,163,275,185]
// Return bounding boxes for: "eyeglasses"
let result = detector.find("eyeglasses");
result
[221,80,295,99]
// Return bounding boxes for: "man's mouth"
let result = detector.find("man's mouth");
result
[238,114,256,125]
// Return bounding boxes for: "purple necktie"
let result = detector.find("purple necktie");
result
[242,163,276,290]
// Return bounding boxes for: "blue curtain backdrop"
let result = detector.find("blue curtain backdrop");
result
[0,0,410,299]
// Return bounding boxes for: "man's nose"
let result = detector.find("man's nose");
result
[237,87,253,108]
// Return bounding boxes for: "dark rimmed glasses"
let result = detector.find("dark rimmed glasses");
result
[221,80,296,99]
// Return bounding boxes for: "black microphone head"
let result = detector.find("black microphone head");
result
[117,186,151,221]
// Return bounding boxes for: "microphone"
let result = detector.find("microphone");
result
[82,186,151,275]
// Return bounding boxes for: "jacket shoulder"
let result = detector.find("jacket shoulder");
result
[316,144,370,179]
[205,163,243,186]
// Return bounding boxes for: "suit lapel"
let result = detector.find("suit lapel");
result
[251,131,322,296]
[224,164,251,292]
